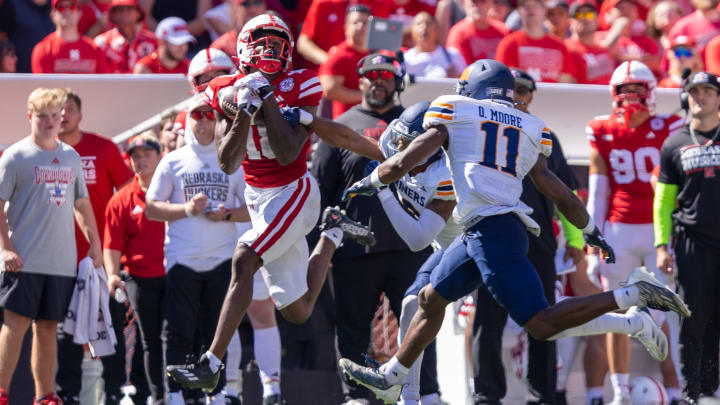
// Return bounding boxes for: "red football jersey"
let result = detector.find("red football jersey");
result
[70,132,134,261]
[95,27,158,73]
[203,69,323,188]
[586,114,684,224]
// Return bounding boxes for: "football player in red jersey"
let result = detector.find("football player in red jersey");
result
[586,60,685,405]
[167,13,380,392]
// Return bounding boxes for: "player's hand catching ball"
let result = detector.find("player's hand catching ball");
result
[584,227,616,264]
[342,175,379,201]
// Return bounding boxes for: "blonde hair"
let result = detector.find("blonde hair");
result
[27,88,66,113]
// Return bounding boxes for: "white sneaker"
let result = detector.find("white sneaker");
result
[626,267,691,318]
[628,306,668,361]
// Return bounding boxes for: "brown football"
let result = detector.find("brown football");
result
[217,86,240,117]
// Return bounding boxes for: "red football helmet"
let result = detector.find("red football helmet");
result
[609,61,657,120]
[236,14,294,75]
[187,48,237,92]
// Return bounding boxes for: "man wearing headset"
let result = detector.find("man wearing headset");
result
[311,52,436,405]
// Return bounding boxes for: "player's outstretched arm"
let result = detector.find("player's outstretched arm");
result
[378,125,448,183]
[216,111,251,174]
[261,97,313,166]
[308,117,384,161]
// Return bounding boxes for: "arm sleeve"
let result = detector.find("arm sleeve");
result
[559,196,584,249]
[653,182,678,247]
[586,173,609,233]
[377,188,447,251]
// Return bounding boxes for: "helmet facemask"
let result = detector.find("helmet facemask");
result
[612,82,651,124]
[243,28,292,74]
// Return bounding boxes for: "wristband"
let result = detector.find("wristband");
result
[256,85,274,100]
[184,203,194,217]
[369,167,385,188]
[298,109,314,126]
[580,216,595,234]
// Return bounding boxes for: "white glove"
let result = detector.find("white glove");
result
[235,71,273,99]
[235,87,262,116]
[586,254,603,290]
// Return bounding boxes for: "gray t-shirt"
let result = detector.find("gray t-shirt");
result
[0,137,89,277]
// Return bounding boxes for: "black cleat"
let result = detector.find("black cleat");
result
[166,354,224,392]
[320,206,376,246]
[262,394,286,405]
[225,395,242,405]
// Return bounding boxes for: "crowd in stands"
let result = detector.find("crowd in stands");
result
[1,0,720,405]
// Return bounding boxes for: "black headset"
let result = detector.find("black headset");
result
[356,52,406,93]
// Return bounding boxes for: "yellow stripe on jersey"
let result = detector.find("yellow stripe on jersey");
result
[541,139,553,146]
[436,191,454,196]
[425,112,453,120]
[430,102,454,110]
[438,180,452,186]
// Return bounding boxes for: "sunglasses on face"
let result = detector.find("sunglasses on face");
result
[190,110,216,121]
[574,10,597,19]
[56,3,79,12]
[362,70,395,80]
[237,0,264,7]
[674,47,693,59]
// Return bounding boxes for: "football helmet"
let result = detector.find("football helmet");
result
[455,59,515,106]
[187,48,237,92]
[379,101,442,166]
[629,376,667,405]
[236,13,294,75]
[609,61,657,118]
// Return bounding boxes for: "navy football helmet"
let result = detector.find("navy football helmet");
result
[454,59,515,106]
[379,101,443,165]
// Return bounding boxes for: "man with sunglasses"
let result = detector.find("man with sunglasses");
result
[660,35,703,88]
[145,96,248,405]
[31,0,107,73]
[565,0,615,84]
[210,0,266,58]
[586,61,685,405]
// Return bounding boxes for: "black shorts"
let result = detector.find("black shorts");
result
[0,272,75,321]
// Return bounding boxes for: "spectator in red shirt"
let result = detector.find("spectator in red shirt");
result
[104,131,166,404]
[297,0,356,69]
[319,4,372,118]
[134,16,194,74]
[646,1,684,51]
[55,88,134,405]
[94,0,157,73]
[660,35,703,87]
[0,39,17,73]
[546,0,571,38]
[597,0,662,74]
[210,0,267,57]
[495,0,576,82]
[31,0,108,73]
[703,34,720,74]
[446,0,509,66]
[565,0,615,84]
[669,0,720,56]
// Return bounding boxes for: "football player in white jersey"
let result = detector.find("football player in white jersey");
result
[336,59,691,404]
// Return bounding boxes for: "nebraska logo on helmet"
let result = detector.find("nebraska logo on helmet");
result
[188,48,237,92]
[236,14,294,75]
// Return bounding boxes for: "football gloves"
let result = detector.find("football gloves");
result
[342,175,379,201]
[584,226,616,264]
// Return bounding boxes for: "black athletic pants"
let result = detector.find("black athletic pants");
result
[124,274,165,402]
[675,226,720,401]
[165,260,231,394]
[332,250,432,402]
[472,238,557,404]
[56,297,128,404]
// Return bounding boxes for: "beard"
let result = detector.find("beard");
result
[364,86,396,109]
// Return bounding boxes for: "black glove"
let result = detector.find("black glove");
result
[584,226,616,264]
[341,175,378,201]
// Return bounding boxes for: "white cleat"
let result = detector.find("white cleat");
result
[628,306,668,361]
[626,266,691,318]
[338,358,402,404]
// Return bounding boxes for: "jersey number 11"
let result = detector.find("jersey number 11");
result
[479,121,520,177]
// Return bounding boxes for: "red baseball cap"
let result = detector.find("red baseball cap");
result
[670,35,696,49]
[52,0,79,9]
[109,0,145,21]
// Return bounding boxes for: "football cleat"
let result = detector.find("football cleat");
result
[167,353,224,392]
[262,394,286,405]
[628,306,668,361]
[338,358,402,404]
[626,267,691,318]
[320,206,376,246]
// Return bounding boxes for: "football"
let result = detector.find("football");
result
[217,85,241,118]
[630,376,668,405]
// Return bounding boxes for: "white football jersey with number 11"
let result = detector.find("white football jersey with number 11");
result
[423,95,553,225]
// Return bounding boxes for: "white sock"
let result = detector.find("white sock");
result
[586,387,604,404]
[549,313,642,340]
[254,326,281,397]
[399,295,422,402]
[380,356,410,385]
[205,351,223,374]
[666,387,682,400]
[610,373,630,398]
[321,227,344,248]
[613,285,640,310]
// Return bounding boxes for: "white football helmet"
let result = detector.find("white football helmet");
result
[609,60,657,114]
[236,13,294,75]
[187,48,237,92]
[630,376,668,405]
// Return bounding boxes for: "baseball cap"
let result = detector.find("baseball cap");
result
[109,0,145,21]
[670,35,696,49]
[545,0,569,9]
[511,68,537,91]
[155,17,196,46]
[127,136,161,155]
[569,0,597,16]
[684,71,720,92]
[357,53,402,76]
[52,0,79,9]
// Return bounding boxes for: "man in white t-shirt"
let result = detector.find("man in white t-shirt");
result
[404,12,466,78]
